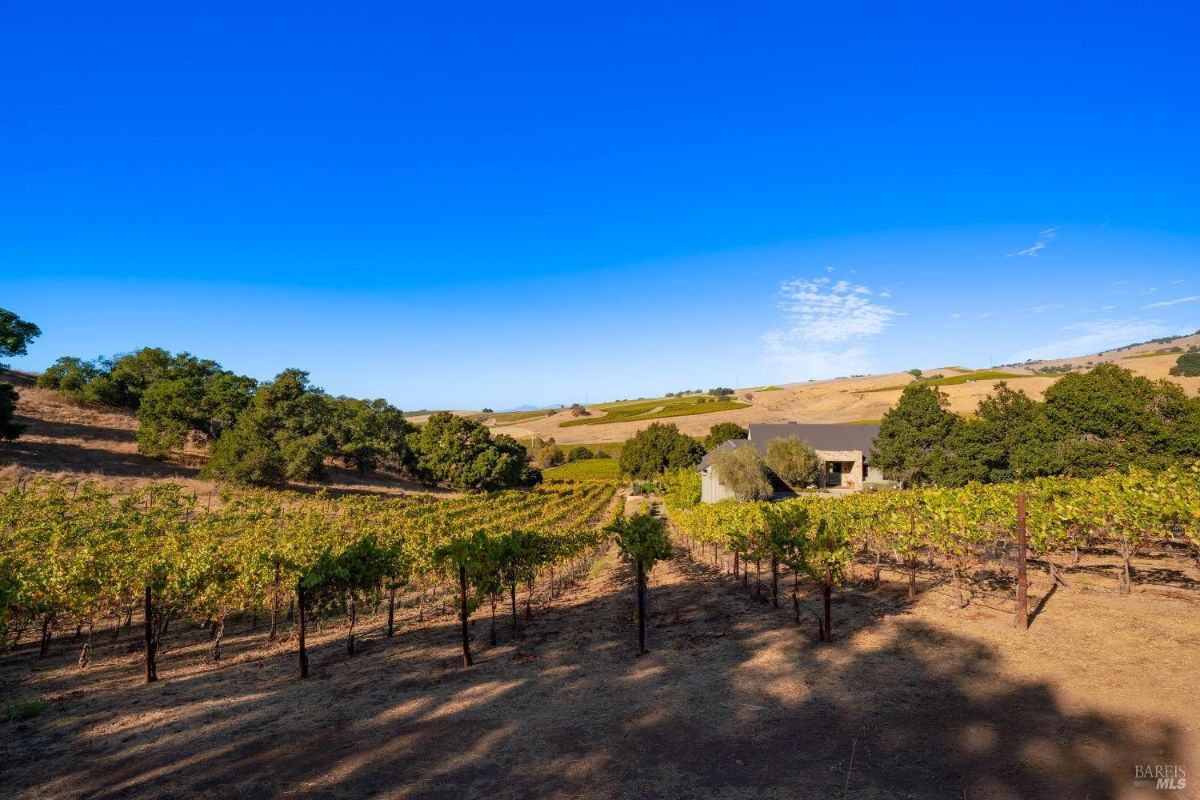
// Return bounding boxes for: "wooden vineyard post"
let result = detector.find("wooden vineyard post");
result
[771,554,779,608]
[144,583,157,683]
[459,564,473,667]
[298,580,309,678]
[1015,493,1029,631]
[636,558,647,656]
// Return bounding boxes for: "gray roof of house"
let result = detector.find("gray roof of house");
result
[698,422,880,471]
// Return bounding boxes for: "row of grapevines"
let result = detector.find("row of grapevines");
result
[669,465,1200,634]
[0,478,618,679]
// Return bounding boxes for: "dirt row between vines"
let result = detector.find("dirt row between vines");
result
[2,526,1198,799]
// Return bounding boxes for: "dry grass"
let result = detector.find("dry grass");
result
[2,529,1197,799]
[491,334,1200,446]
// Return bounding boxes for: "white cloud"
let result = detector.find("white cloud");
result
[1009,242,1046,258]
[949,312,963,320]
[772,277,900,343]
[1142,295,1200,309]
[1007,226,1061,258]
[762,275,900,378]
[1009,319,1171,362]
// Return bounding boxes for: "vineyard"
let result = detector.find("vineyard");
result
[2,467,1199,798]
[668,465,1200,638]
[4,463,1199,679]
[0,479,619,680]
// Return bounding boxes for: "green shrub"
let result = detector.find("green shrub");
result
[1170,352,1200,377]
[2,699,46,723]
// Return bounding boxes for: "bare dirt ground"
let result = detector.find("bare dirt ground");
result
[0,376,453,498]
[3,524,1197,799]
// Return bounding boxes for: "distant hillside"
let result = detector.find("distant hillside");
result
[4,331,1199,482]
[488,332,1200,446]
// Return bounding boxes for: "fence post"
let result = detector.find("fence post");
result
[1015,493,1029,631]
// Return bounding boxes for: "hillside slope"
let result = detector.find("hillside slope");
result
[4,333,1198,477]
[0,372,450,497]
[491,333,1200,445]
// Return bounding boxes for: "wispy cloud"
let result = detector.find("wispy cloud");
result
[1142,295,1200,309]
[1009,242,1045,258]
[763,275,900,377]
[1026,302,1066,315]
[1009,319,1171,362]
[1007,226,1060,258]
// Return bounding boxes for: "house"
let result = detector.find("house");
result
[698,422,882,502]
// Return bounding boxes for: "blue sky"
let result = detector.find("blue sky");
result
[4,2,1199,410]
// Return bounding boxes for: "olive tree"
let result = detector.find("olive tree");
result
[765,436,820,487]
[709,445,773,501]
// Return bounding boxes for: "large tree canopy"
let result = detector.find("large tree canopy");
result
[408,412,540,490]
[936,383,1057,486]
[136,369,258,457]
[0,308,41,442]
[874,365,1200,488]
[329,396,415,475]
[1040,364,1189,475]
[618,422,705,479]
[0,308,41,367]
[871,383,957,487]
[203,369,334,484]
[704,422,747,450]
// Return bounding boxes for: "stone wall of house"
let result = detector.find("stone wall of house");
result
[702,449,870,502]
[814,449,864,490]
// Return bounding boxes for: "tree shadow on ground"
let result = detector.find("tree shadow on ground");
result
[14,415,139,445]
[0,548,1186,800]
[0,438,202,480]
